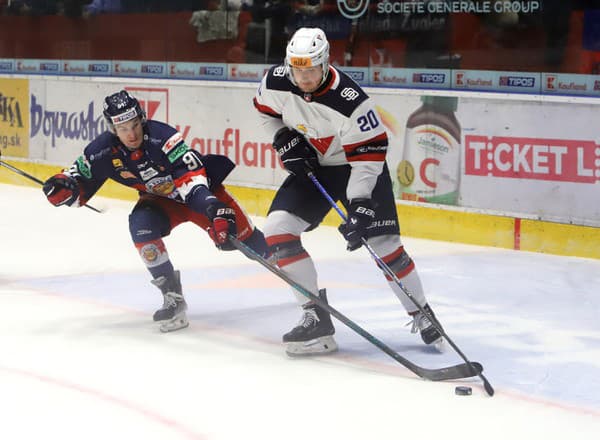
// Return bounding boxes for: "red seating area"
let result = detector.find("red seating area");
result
[450,11,585,73]
[0,12,252,62]
[0,10,590,73]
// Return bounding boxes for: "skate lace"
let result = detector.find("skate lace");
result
[162,292,182,309]
[408,312,431,334]
[297,309,319,328]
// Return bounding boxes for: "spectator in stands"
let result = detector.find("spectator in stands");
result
[539,0,574,70]
[6,0,59,15]
[61,0,89,17]
[246,0,293,64]
[348,0,451,68]
[123,0,202,12]
[574,1,600,73]
[6,0,87,16]
[84,0,122,15]
[295,0,323,16]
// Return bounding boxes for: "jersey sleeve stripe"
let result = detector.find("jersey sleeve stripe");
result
[173,168,209,199]
[253,97,282,118]
[162,132,184,154]
[342,132,388,162]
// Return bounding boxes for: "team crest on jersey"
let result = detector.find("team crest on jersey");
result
[341,87,359,100]
[145,175,177,197]
[295,124,318,139]
[273,66,286,77]
[309,136,334,155]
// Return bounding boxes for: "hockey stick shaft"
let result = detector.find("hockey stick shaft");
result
[308,172,494,395]
[230,235,483,382]
[0,160,102,213]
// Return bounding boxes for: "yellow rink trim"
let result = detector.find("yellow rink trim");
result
[520,219,600,259]
[395,204,515,250]
[2,159,598,260]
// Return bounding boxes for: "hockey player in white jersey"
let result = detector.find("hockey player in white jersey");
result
[253,27,444,356]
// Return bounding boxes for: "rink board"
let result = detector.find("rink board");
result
[2,159,598,260]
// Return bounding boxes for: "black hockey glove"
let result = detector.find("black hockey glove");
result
[338,198,375,251]
[272,128,318,178]
[206,201,237,249]
[43,173,80,207]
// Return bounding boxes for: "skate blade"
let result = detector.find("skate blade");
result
[285,335,338,357]
[431,337,445,353]
[159,313,189,333]
[153,304,188,322]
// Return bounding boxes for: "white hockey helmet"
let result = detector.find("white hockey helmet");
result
[285,27,330,85]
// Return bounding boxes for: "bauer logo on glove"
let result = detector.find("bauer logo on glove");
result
[206,202,237,248]
[272,127,319,177]
[339,198,376,251]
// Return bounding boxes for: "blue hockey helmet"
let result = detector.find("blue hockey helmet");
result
[103,90,146,133]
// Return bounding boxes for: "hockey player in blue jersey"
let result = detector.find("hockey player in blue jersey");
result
[43,90,268,332]
[254,27,444,356]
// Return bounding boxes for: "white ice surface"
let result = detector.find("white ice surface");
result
[1,183,600,440]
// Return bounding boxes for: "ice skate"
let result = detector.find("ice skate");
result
[151,270,189,332]
[283,289,337,356]
[409,304,444,351]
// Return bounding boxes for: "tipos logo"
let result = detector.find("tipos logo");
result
[337,0,370,19]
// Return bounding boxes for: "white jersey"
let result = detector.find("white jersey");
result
[253,65,389,201]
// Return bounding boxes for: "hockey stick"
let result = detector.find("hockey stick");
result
[0,160,102,213]
[230,235,483,382]
[308,172,495,396]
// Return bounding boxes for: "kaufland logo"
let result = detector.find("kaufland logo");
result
[63,63,84,73]
[546,75,556,90]
[413,73,445,84]
[199,66,224,76]
[373,71,406,84]
[16,61,36,71]
[169,64,194,76]
[499,76,535,87]
[455,72,465,86]
[114,63,137,74]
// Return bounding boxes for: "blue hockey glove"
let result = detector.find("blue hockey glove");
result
[43,173,80,207]
[272,128,318,178]
[206,201,237,249]
[338,198,375,251]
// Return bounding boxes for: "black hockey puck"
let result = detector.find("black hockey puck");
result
[455,386,472,396]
